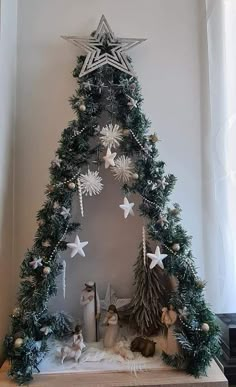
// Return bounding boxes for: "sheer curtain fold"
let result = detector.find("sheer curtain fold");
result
[203,0,236,312]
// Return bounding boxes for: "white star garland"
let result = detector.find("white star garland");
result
[79,170,103,196]
[100,124,123,149]
[111,155,134,183]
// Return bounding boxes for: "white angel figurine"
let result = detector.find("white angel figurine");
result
[103,304,119,349]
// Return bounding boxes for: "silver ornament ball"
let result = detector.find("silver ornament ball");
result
[132,173,139,180]
[201,323,210,332]
[79,104,86,112]
[68,182,76,190]
[43,267,51,275]
[14,338,24,348]
[172,243,180,252]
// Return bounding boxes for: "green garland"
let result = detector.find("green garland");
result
[4,50,220,385]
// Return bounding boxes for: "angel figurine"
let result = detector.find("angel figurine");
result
[160,305,179,356]
[103,304,119,349]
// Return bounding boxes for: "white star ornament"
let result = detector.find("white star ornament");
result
[60,207,71,219]
[119,197,135,219]
[67,235,88,258]
[103,148,117,169]
[147,245,167,270]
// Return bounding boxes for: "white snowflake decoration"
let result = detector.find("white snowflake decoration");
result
[112,156,134,183]
[79,170,103,196]
[100,124,123,149]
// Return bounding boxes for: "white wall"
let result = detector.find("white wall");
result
[0,0,17,363]
[15,0,203,319]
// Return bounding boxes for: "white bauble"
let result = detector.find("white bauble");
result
[14,338,24,348]
[201,323,210,332]
[172,243,180,252]
[43,267,51,275]
[79,104,86,112]
[68,182,76,190]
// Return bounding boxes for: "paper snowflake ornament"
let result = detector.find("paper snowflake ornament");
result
[119,197,135,218]
[103,148,117,169]
[29,258,43,270]
[100,124,123,149]
[67,235,88,258]
[112,156,134,183]
[62,15,146,77]
[147,245,167,270]
[79,170,103,196]
[60,207,71,219]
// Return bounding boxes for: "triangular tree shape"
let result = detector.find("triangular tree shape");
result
[5,16,220,385]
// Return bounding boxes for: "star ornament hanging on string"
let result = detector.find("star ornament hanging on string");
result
[119,197,135,219]
[67,235,88,258]
[61,15,146,77]
[147,245,167,270]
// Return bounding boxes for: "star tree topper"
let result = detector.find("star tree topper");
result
[62,15,146,77]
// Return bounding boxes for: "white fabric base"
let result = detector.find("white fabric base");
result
[38,337,168,375]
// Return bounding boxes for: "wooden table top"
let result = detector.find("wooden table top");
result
[0,359,228,387]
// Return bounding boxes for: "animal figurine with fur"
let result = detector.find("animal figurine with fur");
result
[131,336,156,357]
[60,324,86,364]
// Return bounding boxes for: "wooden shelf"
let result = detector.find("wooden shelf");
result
[0,360,228,387]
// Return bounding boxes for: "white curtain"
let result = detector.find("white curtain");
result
[202,0,236,312]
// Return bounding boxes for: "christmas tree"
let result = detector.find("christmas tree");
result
[4,16,220,385]
[130,240,171,336]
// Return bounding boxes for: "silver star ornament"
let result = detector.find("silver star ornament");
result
[62,15,146,77]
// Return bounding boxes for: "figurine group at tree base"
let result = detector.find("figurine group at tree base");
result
[59,281,179,365]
